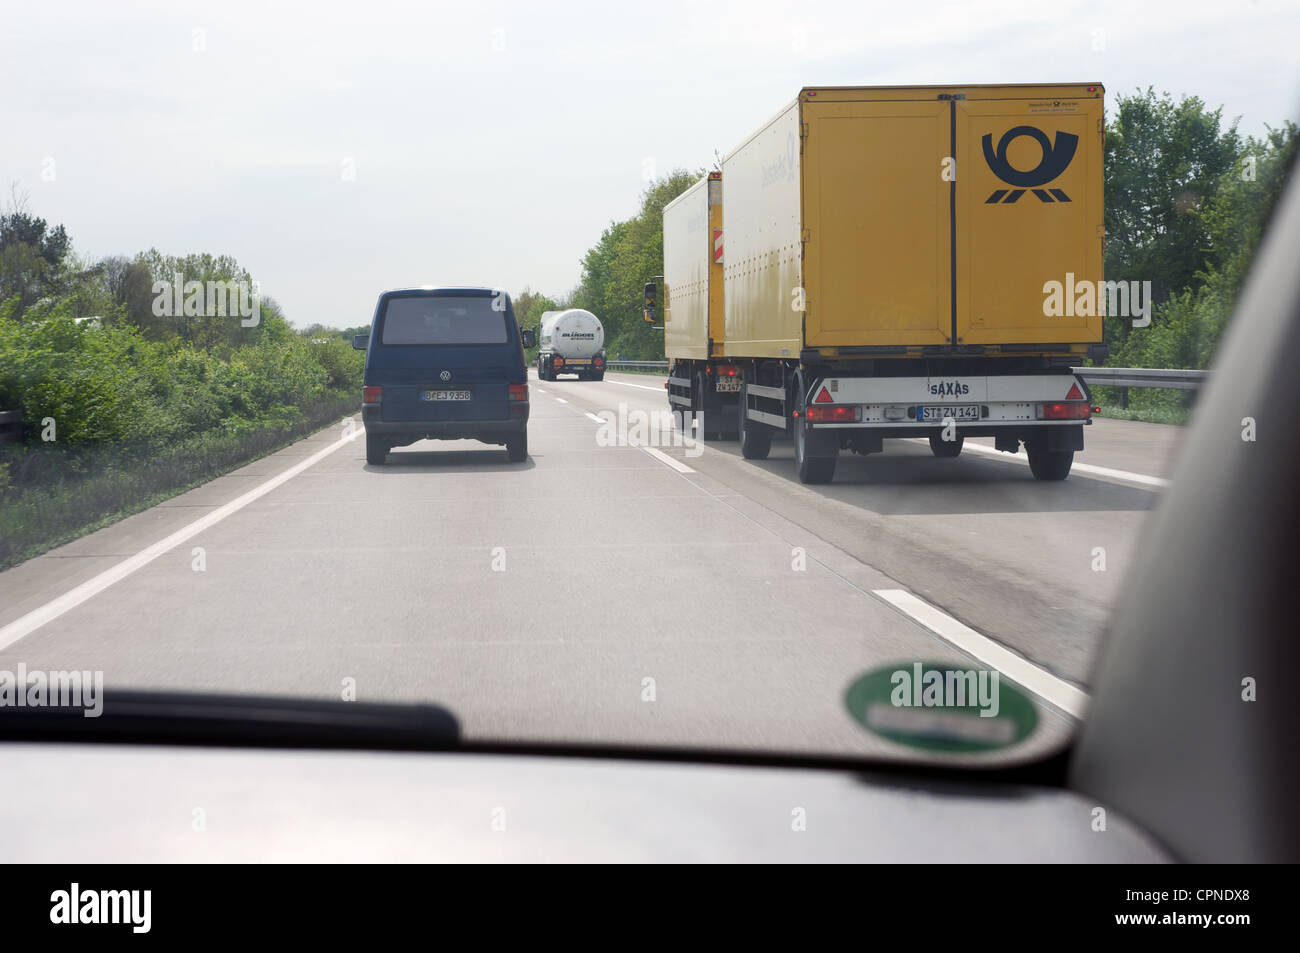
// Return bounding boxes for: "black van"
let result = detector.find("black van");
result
[353,287,535,465]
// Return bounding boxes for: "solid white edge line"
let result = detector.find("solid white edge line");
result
[584,413,604,423]
[554,398,568,404]
[955,440,1170,487]
[641,446,695,473]
[0,418,364,651]
[872,588,1089,720]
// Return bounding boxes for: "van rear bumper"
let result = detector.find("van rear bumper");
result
[362,408,527,444]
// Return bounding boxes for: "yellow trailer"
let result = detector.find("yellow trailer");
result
[678,83,1107,483]
[660,171,741,437]
[723,84,1105,357]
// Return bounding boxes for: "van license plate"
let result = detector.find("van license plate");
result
[921,405,980,421]
[423,390,471,401]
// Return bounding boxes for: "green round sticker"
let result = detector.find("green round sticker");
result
[845,661,1038,752]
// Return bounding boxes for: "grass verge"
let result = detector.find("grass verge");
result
[0,395,358,570]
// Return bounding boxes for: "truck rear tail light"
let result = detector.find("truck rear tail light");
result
[594,355,605,369]
[716,364,739,377]
[362,386,382,404]
[508,384,528,401]
[805,405,861,423]
[553,356,564,367]
[1037,401,1091,420]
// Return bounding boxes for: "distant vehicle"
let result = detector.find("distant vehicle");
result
[353,287,534,465]
[655,83,1108,483]
[536,308,606,381]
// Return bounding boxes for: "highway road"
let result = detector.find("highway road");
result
[0,371,1184,764]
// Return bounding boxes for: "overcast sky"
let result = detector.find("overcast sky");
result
[3,0,1297,329]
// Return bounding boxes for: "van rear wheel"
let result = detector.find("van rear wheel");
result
[506,429,528,463]
[366,434,388,466]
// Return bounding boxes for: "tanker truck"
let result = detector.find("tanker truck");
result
[651,83,1108,483]
[536,308,607,381]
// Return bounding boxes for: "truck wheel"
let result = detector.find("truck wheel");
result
[739,380,771,460]
[506,429,528,463]
[793,376,837,484]
[929,434,964,458]
[365,434,388,466]
[1026,440,1072,480]
[591,371,604,382]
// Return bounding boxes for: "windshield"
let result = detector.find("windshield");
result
[0,0,1296,776]
[379,296,509,345]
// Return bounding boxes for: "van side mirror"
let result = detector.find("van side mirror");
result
[644,281,657,323]
[521,328,536,349]
[352,334,369,350]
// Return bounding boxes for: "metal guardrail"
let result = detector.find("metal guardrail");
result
[1072,366,1208,410]
[1071,366,1207,390]
[0,410,22,445]
[606,361,669,371]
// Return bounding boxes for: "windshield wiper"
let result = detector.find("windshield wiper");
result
[0,690,460,751]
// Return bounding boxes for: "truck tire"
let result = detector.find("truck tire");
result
[365,434,388,466]
[591,371,604,382]
[929,434,964,458]
[506,429,528,463]
[739,379,771,460]
[1026,439,1072,480]
[793,375,837,484]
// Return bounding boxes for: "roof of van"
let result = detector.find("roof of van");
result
[379,286,504,296]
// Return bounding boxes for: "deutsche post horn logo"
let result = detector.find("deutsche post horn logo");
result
[982,126,1078,204]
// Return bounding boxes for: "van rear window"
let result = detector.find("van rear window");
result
[379,296,508,345]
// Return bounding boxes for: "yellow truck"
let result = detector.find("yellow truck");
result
[653,83,1107,482]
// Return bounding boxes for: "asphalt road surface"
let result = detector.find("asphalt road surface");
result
[0,371,1184,765]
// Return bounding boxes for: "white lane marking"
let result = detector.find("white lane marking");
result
[872,589,1089,720]
[585,413,604,423]
[956,440,1170,487]
[0,419,364,651]
[554,398,568,404]
[537,389,548,394]
[602,378,665,393]
[641,446,695,473]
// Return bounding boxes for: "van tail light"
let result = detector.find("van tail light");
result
[508,384,528,401]
[1036,402,1091,420]
[362,386,382,404]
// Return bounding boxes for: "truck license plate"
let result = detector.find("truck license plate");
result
[715,378,741,393]
[423,390,471,401]
[921,405,980,421]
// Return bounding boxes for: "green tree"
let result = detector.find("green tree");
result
[1104,88,1242,351]
[570,170,701,360]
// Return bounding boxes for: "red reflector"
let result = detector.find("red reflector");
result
[1065,382,1084,400]
[806,405,857,422]
[508,384,528,401]
[814,386,833,404]
[362,386,382,404]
